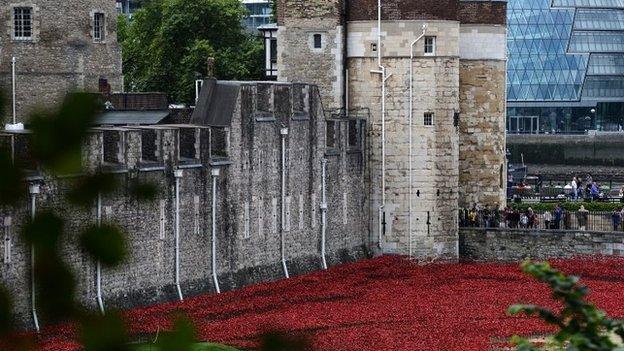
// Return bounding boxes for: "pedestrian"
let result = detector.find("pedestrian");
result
[483,205,491,228]
[553,204,563,229]
[468,206,478,227]
[544,210,552,229]
[613,209,622,231]
[571,177,578,200]
[520,212,528,228]
[527,207,536,228]
[578,205,589,230]
[591,182,600,200]
[576,177,583,199]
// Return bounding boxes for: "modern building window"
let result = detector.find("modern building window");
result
[93,12,105,42]
[424,36,436,55]
[424,112,434,126]
[552,0,624,8]
[313,34,322,49]
[13,7,33,40]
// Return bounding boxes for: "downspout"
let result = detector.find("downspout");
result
[29,183,40,332]
[408,24,427,259]
[343,0,349,116]
[96,193,105,314]
[320,158,328,269]
[211,168,221,294]
[370,0,391,248]
[280,127,290,278]
[11,57,16,125]
[174,169,184,301]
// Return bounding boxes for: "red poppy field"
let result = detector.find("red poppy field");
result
[30,256,624,350]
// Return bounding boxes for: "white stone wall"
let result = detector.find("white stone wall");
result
[459,25,507,60]
[347,20,460,58]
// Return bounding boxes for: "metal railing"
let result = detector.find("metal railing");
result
[460,209,624,233]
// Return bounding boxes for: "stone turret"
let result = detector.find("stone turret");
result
[0,0,123,123]
[277,0,507,259]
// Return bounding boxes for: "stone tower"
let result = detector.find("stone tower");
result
[276,0,345,110]
[277,0,507,259]
[0,0,123,123]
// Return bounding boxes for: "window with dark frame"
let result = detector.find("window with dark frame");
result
[94,12,105,42]
[313,34,322,49]
[424,36,436,55]
[14,7,32,40]
[348,120,360,150]
[326,121,337,149]
[424,112,434,126]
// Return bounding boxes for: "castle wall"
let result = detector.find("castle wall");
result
[347,20,460,259]
[0,0,123,123]
[458,24,507,209]
[0,82,370,329]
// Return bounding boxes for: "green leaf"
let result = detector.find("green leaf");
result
[80,225,128,267]
[0,151,25,206]
[79,311,130,351]
[68,173,117,208]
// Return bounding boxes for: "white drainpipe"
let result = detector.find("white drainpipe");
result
[280,127,290,279]
[174,169,184,301]
[211,167,221,294]
[96,193,105,314]
[320,158,328,269]
[12,57,16,125]
[29,183,40,332]
[370,0,391,249]
[408,24,427,259]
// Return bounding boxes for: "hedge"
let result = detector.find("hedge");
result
[507,201,624,212]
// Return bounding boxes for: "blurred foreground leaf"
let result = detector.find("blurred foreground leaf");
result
[68,173,117,208]
[29,93,100,174]
[80,224,127,267]
[80,311,130,351]
[0,151,25,206]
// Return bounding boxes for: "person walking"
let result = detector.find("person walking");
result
[571,177,578,200]
[591,182,600,201]
[527,208,536,228]
[544,210,552,229]
[553,204,563,229]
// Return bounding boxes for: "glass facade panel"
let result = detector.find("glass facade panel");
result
[587,54,624,74]
[508,0,588,102]
[583,76,624,98]
[243,1,272,32]
[574,9,624,29]
[552,0,624,8]
[508,0,624,134]
[569,31,624,52]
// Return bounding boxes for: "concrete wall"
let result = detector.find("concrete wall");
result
[0,0,123,123]
[460,227,624,262]
[0,82,370,329]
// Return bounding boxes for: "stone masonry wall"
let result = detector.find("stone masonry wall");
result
[0,0,123,123]
[0,82,370,329]
[460,227,624,262]
[347,20,461,259]
[458,60,507,209]
[277,0,344,110]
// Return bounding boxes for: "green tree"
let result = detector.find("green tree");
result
[508,261,624,350]
[120,0,264,104]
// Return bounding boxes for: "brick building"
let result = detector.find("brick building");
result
[276,0,508,257]
[0,0,123,124]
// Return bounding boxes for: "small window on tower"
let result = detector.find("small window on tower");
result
[93,12,105,42]
[313,34,322,49]
[424,36,436,56]
[424,112,434,126]
[13,7,33,40]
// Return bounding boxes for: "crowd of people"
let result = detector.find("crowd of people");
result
[461,204,624,231]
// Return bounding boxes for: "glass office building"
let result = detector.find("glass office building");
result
[242,0,273,32]
[507,0,624,134]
